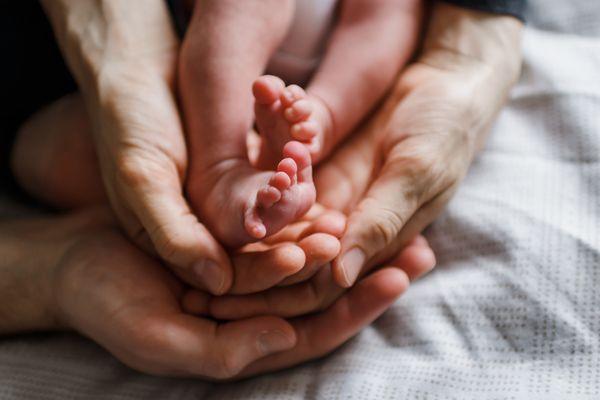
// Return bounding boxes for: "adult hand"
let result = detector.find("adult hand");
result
[0,208,294,377]
[198,213,435,320]
[329,3,524,287]
[54,212,296,378]
[174,125,433,319]
[202,3,523,319]
[39,0,233,294]
[0,208,411,379]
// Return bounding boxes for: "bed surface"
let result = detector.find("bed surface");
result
[1,0,599,398]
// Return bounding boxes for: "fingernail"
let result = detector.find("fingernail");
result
[193,259,224,294]
[258,330,295,355]
[340,248,366,287]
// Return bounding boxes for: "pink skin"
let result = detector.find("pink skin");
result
[180,0,420,247]
[254,76,332,169]
[180,0,318,248]
[254,0,422,167]
[185,140,316,249]
[244,141,316,241]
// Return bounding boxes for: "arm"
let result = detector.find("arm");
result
[0,209,297,377]
[38,0,235,294]
[39,0,178,98]
[331,2,524,286]
[0,210,113,335]
[0,218,59,334]
[0,208,416,379]
[308,0,423,142]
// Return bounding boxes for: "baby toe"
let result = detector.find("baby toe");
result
[284,99,313,123]
[291,120,320,141]
[269,171,292,191]
[257,186,281,208]
[277,158,298,183]
[253,75,285,105]
[280,84,306,108]
[282,141,311,171]
[244,209,267,239]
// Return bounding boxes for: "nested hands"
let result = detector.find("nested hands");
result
[3,0,523,380]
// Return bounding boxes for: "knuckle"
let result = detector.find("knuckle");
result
[114,152,153,188]
[392,147,436,183]
[150,224,192,264]
[214,352,243,380]
[114,143,179,191]
[354,198,406,250]
[153,234,181,262]
[418,151,463,195]
[186,331,240,380]
[371,206,406,248]
[304,280,327,312]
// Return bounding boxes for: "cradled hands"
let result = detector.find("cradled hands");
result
[197,4,523,324]
[17,0,523,380]
[47,208,419,379]
[327,4,523,288]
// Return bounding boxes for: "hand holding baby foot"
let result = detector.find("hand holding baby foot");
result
[329,4,523,287]
[182,206,345,312]
[254,0,423,167]
[248,141,316,239]
[180,0,318,248]
[185,141,315,248]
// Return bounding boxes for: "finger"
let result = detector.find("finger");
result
[259,220,311,245]
[239,267,409,377]
[252,209,344,287]
[182,237,333,300]
[261,205,344,245]
[277,233,340,286]
[208,266,343,319]
[228,244,306,294]
[331,146,427,288]
[333,178,451,288]
[333,187,415,287]
[123,175,234,295]
[181,244,306,300]
[298,210,346,239]
[388,235,436,281]
[207,233,432,320]
[135,313,296,379]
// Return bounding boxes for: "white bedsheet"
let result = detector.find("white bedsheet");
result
[1,0,599,398]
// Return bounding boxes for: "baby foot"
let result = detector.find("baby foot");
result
[188,141,316,248]
[246,141,316,240]
[253,75,333,168]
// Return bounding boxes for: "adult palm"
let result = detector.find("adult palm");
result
[49,210,408,379]
[205,3,523,319]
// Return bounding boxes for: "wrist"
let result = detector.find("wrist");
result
[401,3,524,153]
[0,220,66,334]
[0,209,116,335]
[40,0,179,104]
[422,3,523,81]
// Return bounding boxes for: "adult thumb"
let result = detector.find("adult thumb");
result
[332,164,422,288]
[127,176,234,295]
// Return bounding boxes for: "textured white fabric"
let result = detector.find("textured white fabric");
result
[1,0,600,398]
